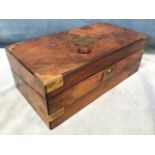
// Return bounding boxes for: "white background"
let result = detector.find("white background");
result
[0,0,155,154]
[0,0,154,19]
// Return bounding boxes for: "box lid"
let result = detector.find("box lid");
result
[6,23,146,98]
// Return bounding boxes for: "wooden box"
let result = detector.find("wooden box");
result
[5,23,147,129]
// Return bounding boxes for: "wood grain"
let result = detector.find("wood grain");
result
[47,39,146,98]
[6,23,147,97]
[6,51,45,97]
[11,50,143,129]
[6,39,146,99]
[50,51,143,129]
[48,50,143,114]
[12,71,50,127]
[5,23,146,129]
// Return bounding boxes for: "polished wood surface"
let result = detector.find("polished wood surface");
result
[12,50,143,129]
[6,51,45,97]
[47,39,146,99]
[5,23,146,129]
[12,72,49,127]
[48,50,143,112]
[6,23,146,97]
[6,39,146,98]
[50,51,143,129]
[6,23,145,76]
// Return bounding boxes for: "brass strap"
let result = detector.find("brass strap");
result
[47,107,65,122]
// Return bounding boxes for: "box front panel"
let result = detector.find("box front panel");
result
[49,50,143,129]
[12,50,143,129]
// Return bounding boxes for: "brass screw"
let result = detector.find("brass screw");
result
[107,68,112,73]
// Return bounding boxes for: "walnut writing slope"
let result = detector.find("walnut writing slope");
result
[5,23,147,129]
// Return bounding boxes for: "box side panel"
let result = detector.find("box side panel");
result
[12,71,49,127]
[49,50,143,129]
[6,50,46,98]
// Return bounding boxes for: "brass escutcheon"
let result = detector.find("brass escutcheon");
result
[47,107,65,122]
[103,64,116,81]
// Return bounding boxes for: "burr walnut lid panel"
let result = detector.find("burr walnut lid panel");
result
[6,23,147,97]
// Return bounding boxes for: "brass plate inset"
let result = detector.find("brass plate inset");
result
[47,107,65,122]
[103,64,116,81]
[7,42,21,51]
[46,75,63,93]
[73,36,96,46]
